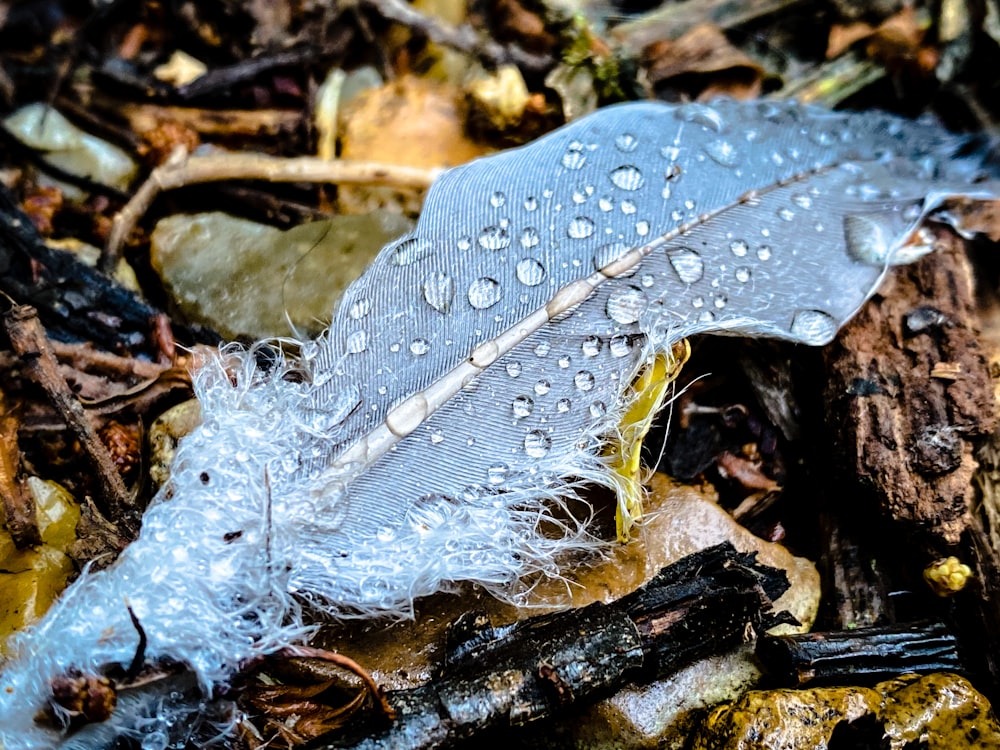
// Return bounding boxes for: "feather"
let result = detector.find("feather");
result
[0,98,998,748]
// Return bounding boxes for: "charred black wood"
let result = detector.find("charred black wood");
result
[0,185,211,353]
[322,543,789,750]
[756,620,964,687]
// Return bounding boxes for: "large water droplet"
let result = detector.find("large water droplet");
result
[422,271,454,313]
[534,380,551,395]
[594,242,630,271]
[457,236,472,251]
[520,227,540,248]
[516,257,546,286]
[843,214,890,264]
[506,361,522,377]
[346,330,368,354]
[609,334,631,357]
[610,165,644,191]
[599,197,614,212]
[704,139,739,166]
[468,277,502,309]
[524,430,552,458]
[556,398,572,413]
[562,145,586,170]
[620,199,637,215]
[393,237,433,265]
[735,266,751,283]
[757,245,772,261]
[512,395,534,418]
[615,133,638,152]
[636,220,650,236]
[478,226,510,250]
[729,239,749,257]
[558,356,571,368]
[524,196,538,211]
[567,216,595,239]
[582,336,602,357]
[606,286,647,325]
[490,191,506,208]
[410,338,430,356]
[487,463,509,485]
[534,342,551,357]
[667,247,705,284]
[348,297,371,319]
[790,309,838,344]
[575,371,595,391]
[676,103,726,132]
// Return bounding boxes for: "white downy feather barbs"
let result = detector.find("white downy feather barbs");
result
[1,98,998,748]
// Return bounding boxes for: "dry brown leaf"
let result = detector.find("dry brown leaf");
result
[827,7,936,73]
[641,24,766,100]
[338,76,491,214]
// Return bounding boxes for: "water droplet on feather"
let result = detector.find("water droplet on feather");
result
[512,395,534,417]
[478,226,510,250]
[468,277,502,309]
[790,309,838,344]
[568,216,595,239]
[422,271,454,312]
[516,258,546,286]
[610,165,644,191]
[606,286,647,324]
[667,247,705,284]
[393,237,433,265]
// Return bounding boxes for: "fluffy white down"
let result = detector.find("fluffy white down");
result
[0,344,608,748]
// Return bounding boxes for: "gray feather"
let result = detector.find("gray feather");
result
[1,98,998,749]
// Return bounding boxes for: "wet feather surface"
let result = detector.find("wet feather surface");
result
[0,98,998,748]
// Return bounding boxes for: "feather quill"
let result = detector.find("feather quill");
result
[0,98,998,747]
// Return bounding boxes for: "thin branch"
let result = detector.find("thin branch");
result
[101,149,443,273]
[3,305,137,536]
[269,645,397,721]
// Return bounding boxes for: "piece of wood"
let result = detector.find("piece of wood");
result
[757,620,964,687]
[822,230,998,552]
[319,543,789,750]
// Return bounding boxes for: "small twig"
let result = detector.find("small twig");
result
[3,305,137,536]
[101,149,442,273]
[268,645,396,721]
[0,409,41,548]
[124,603,148,682]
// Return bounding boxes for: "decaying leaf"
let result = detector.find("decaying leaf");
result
[0,98,998,748]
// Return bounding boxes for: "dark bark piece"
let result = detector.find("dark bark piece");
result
[757,620,964,687]
[818,510,895,630]
[822,230,998,552]
[0,410,40,548]
[4,305,138,537]
[321,543,789,750]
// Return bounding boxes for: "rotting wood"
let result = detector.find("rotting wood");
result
[822,230,998,553]
[316,543,790,750]
[3,305,137,537]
